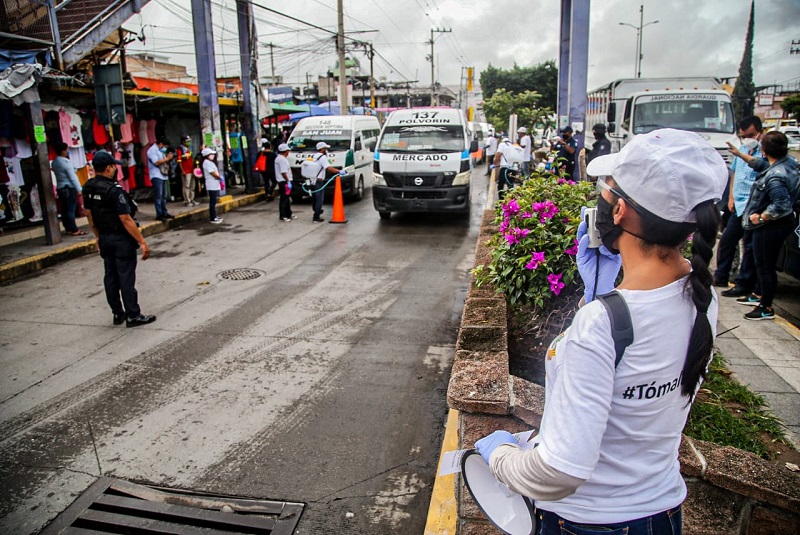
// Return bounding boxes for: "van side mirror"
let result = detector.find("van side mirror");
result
[469,140,479,153]
[607,123,616,134]
[607,102,616,124]
[366,140,376,151]
[354,138,362,151]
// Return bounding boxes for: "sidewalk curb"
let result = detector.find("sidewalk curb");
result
[0,192,264,285]
[424,408,459,535]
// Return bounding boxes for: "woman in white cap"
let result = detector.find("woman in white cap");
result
[475,129,728,534]
[201,148,223,224]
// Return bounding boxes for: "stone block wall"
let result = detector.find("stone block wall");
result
[446,209,800,534]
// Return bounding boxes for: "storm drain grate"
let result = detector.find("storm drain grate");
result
[218,268,265,281]
[41,477,304,535]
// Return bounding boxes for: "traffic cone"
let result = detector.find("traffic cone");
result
[329,175,348,224]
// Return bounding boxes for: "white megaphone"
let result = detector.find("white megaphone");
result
[460,449,537,534]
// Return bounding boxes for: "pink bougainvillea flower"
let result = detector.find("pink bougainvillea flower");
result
[548,272,565,295]
[565,239,579,256]
[520,211,533,219]
[499,219,510,233]
[567,180,576,185]
[557,178,566,184]
[502,199,520,216]
[517,228,530,239]
[525,251,546,270]
[504,233,519,245]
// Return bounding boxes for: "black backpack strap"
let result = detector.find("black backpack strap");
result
[597,290,634,368]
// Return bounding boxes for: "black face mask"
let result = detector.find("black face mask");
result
[596,195,623,254]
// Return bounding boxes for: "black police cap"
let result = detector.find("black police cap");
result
[92,150,123,170]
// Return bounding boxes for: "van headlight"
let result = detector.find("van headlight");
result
[373,172,386,186]
[452,170,471,186]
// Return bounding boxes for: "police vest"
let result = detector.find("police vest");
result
[84,178,137,234]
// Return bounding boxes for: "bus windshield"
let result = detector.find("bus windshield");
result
[378,125,465,152]
[632,96,735,135]
[288,129,352,151]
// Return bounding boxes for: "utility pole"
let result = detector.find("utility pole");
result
[337,0,347,112]
[191,0,223,174]
[368,42,375,109]
[428,27,451,106]
[268,43,276,86]
[236,0,258,193]
[619,3,658,79]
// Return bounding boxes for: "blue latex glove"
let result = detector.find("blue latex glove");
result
[338,169,347,176]
[489,164,496,170]
[577,207,622,304]
[475,430,516,464]
[285,182,292,194]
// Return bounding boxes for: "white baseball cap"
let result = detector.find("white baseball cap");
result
[517,127,527,133]
[278,143,290,152]
[260,137,269,145]
[201,147,215,157]
[316,141,331,150]
[585,128,727,223]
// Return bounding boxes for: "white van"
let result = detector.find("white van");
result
[286,115,380,201]
[372,108,477,219]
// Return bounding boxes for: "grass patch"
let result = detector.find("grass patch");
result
[684,352,788,459]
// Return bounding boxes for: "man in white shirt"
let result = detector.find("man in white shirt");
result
[146,137,174,221]
[311,141,343,223]
[484,132,498,176]
[493,137,516,199]
[518,126,532,178]
[275,143,296,221]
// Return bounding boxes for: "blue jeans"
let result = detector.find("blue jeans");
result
[312,179,324,219]
[152,178,168,218]
[57,187,78,232]
[714,212,756,289]
[208,190,219,220]
[537,506,681,535]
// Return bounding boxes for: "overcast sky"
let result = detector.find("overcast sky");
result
[123,0,800,93]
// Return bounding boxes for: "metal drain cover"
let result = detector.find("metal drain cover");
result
[218,268,265,281]
[41,477,304,534]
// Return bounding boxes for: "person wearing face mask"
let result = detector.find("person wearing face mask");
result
[83,151,156,328]
[146,137,175,222]
[729,131,799,320]
[550,126,578,178]
[714,116,763,296]
[474,129,727,534]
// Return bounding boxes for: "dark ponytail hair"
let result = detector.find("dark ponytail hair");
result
[681,201,719,397]
[633,198,720,398]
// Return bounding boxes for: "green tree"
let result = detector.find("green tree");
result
[480,61,558,109]
[732,1,755,122]
[781,93,800,122]
[480,88,552,134]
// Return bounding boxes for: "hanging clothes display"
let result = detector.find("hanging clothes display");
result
[81,113,94,147]
[93,114,110,146]
[138,120,149,145]
[58,108,72,144]
[146,119,157,144]
[119,113,134,143]
[68,146,87,168]
[67,110,84,147]
[14,138,32,158]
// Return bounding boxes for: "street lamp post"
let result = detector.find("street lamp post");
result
[619,3,658,79]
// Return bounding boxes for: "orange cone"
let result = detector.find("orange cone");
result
[329,175,348,224]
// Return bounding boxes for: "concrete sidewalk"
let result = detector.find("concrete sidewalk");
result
[715,286,800,448]
[0,186,267,283]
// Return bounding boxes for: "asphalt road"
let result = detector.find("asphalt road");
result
[0,168,489,534]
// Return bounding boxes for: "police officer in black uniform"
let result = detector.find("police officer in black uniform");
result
[84,151,156,328]
[551,126,579,179]
[587,123,612,165]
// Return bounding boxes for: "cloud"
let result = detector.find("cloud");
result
[123,0,799,93]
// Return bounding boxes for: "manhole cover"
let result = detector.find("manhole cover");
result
[218,268,264,281]
[41,477,304,534]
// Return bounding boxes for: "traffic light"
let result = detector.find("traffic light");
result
[94,63,126,125]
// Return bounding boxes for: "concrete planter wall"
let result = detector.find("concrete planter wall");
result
[446,209,800,534]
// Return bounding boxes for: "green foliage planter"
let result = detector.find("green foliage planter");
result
[473,173,595,307]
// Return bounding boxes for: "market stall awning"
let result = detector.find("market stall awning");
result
[267,103,309,115]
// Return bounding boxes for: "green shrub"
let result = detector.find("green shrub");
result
[473,172,595,307]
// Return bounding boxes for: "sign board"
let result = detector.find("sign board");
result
[765,109,784,119]
[94,63,126,125]
[267,86,294,103]
[758,94,774,106]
